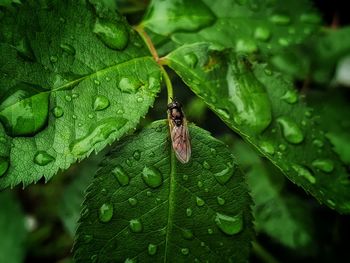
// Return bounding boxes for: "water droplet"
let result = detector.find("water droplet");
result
[146,191,152,197]
[60,43,76,55]
[65,95,72,102]
[129,219,143,232]
[300,13,321,24]
[71,117,127,156]
[281,90,298,104]
[50,55,58,63]
[184,53,198,68]
[133,150,141,160]
[235,38,258,53]
[214,162,235,185]
[305,110,313,118]
[112,165,130,186]
[277,117,304,144]
[136,97,144,103]
[94,79,101,85]
[207,228,214,234]
[292,164,316,184]
[270,14,291,25]
[148,243,157,256]
[186,208,192,217]
[215,212,243,235]
[0,87,49,137]
[0,157,9,177]
[93,95,110,111]
[181,248,189,255]
[202,161,211,169]
[216,108,230,119]
[83,234,93,243]
[93,19,129,50]
[196,197,205,207]
[312,139,324,148]
[142,166,163,188]
[312,159,334,173]
[259,140,275,155]
[99,203,113,223]
[182,229,194,240]
[118,77,141,93]
[88,114,94,119]
[217,196,225,205]
[34,151,55,166]
[197,181,203,188]
[52,106,64,118]
[182,174,188,181]
[278,144,287,151]
[72,114,77,119]
[254,26,271,41]
[278,38,290,46]
[128,197,138,206]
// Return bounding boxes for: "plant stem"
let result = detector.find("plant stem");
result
[252,241,280,263]
[160,66,173,103]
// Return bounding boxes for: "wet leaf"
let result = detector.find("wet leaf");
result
[74,121,253,262]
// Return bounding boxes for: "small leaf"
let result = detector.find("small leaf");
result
[74,121,253,262]
[165,43,350,213]
[0,191,27,263]
[0,1,162,188]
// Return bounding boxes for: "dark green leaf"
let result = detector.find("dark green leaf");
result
[165,43,350,213]
[0,0,162,188]
[0,191,27,263]
[74,120,253,262]
[142,0,320,55]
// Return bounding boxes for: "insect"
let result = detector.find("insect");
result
[167,99,191,163]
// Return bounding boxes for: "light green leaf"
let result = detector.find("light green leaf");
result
[74,120,253,262]
[142,0,320,55]
[0,0,162,188]
[0,191,27,263]
[165,43,350,213]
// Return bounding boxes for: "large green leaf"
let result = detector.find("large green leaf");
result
[0,191,27,263]
[165,43,350,213]
[74,120,253,262]
[0,0,162,188]
[142,0,320,55]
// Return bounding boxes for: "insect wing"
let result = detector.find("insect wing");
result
[170,120,191,163]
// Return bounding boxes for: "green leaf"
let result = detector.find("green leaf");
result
[74,120,253,262]
[0,191,27,263]
[165,43,350,213]
[0,0,162,188]
[142,0,320,55]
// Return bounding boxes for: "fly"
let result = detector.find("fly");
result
[167,99,191,163]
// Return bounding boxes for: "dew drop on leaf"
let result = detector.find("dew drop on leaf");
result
[217,196,226,205]
[128,197,138,206]
[281,89,298,104]
[60,43,76,55]
[215,212,243,235]
[269,13,291,25]
[0,157,9,177]
[99,203,113,223]
[71,118,127,156]
[196,196,205,207]
[148,243,157,256]
[94,79,101,85]
[133,150,141,160]
[142,166,163,188]
[186,208,193,217]
[129,219,143,233]
[118,77,141,93]
[52,106,64,118]
[83,234,93,243]
[184,53,198,68]
[93,19,129,50]
[278,144,287,151]
[0,88,49,137]
[65,95,72,102]
[214,162,235,185]
[197,181,203,188]
[292,164,316,184]
[259,140,275,155]
[93,95,110,111]
[207,228,214,234]
[277,117,304,144]
[136,97,144,103]
[181,248,189,255]
[182,174,188,181]
[50,55,58,63]
[254,26,271,41]
[181,229,194,240]
[72,114,77,119]
[33,151,55,166]
[235,38,258,53]
[278,38,290,47]
[312,159,334,173]
[112,165,130,186]
[202,161,211,169]
[312,139,324,148]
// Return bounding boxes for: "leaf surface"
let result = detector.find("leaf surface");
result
[165,43,350,213]
[74,120,253,262]
[0,0,162,188]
